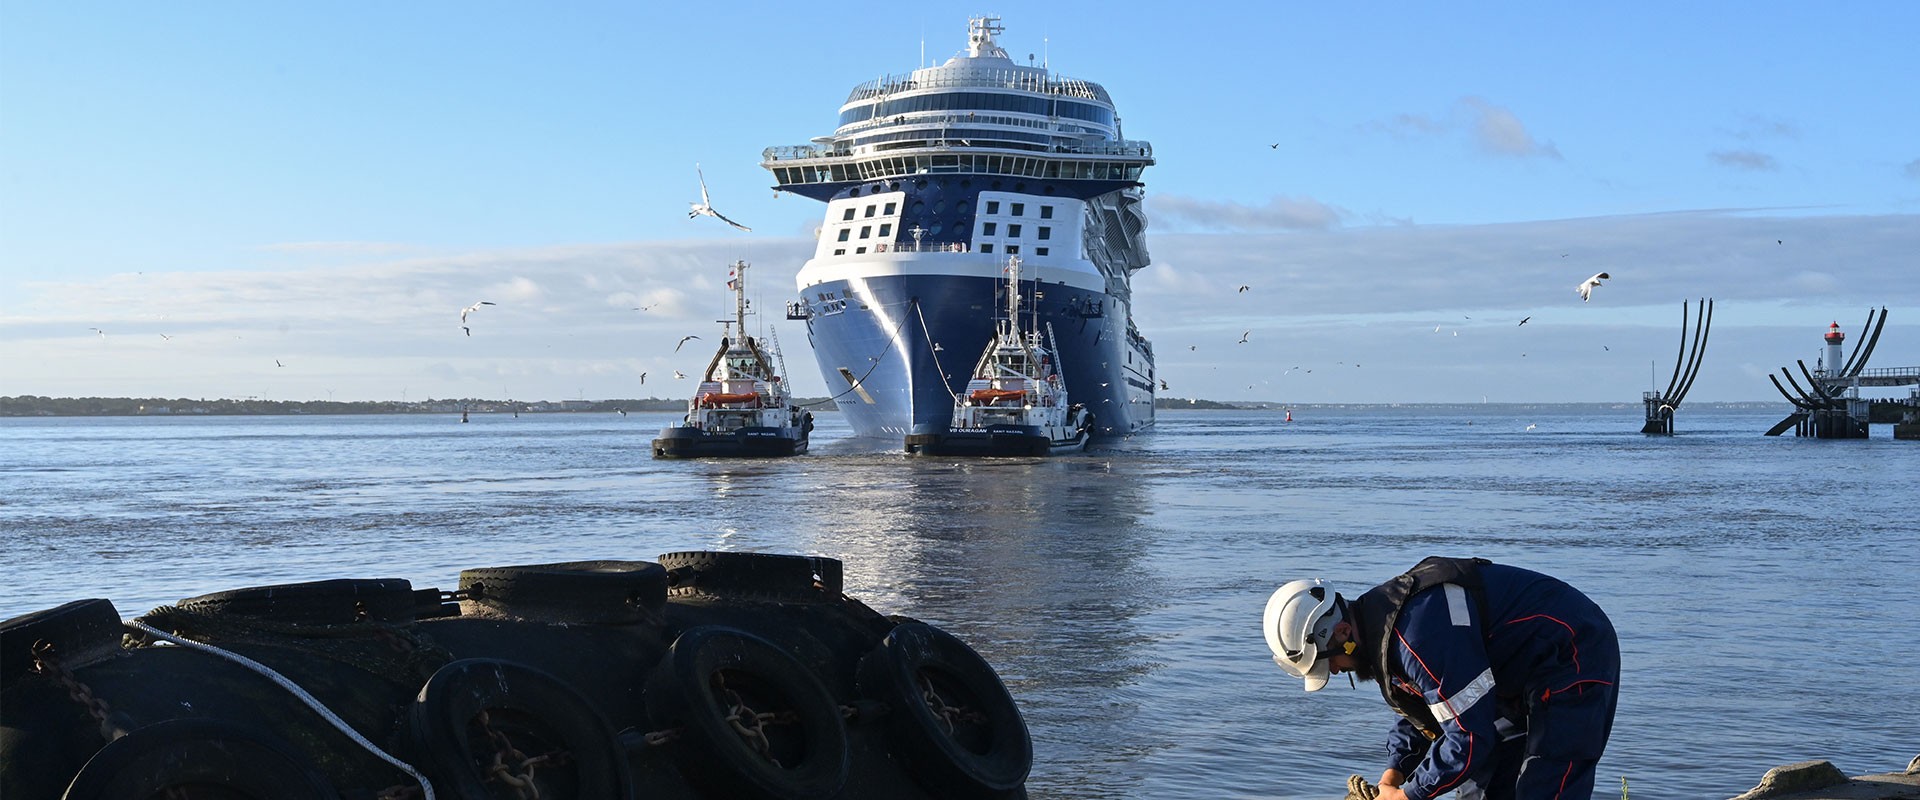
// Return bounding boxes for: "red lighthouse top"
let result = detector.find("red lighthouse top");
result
[1825,321,1845,343]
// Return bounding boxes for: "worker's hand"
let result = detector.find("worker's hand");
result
[1377,769,1406,789]
[1375,785,1409,800]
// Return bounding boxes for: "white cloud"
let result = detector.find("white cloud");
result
[1149,194,1346,233]
[1461,96,1562,159]
[1711,150,1780,172]
[3,213,1913,403]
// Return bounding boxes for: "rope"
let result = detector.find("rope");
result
[794,298,919,409]
[125,620,436,800]
[914,300,963,405]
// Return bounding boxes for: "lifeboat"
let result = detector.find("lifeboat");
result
[696,392,762,407]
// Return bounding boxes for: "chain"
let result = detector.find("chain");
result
[29,640,127,742]
[713,673,804,767]
[475,710,550,800]
[917,674,987,735]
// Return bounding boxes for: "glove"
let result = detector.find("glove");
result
[1346,774,1381,800]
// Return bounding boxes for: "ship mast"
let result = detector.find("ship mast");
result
[730,260,751,333]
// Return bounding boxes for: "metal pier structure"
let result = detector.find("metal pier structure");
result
[1642,298,1713,435]
[1764,308,1920,438]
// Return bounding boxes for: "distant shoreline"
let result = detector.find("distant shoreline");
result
[0,395,1818,418]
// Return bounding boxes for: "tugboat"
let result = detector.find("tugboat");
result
[652,261,813,458]
[905,256,1093,456]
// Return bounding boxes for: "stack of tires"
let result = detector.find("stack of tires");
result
[1,552,1031,799]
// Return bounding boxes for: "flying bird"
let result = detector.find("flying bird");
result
[673,370,687,380]
[639,372,647,385]
[633,303,658,311]
[88,327,106,337]
[1525,423,1537,431]
[1158,379,1169,390]
[1576,272,1610,302]
[1518,316,1531,326]
[460,301,495,324]
[1237,285,1250,293]
[275,360,284,367]
[1237,330,1251,344]
[159,333,173,341]
[462,326,471,337]
[689,164,752,232]
[675,335,701,352]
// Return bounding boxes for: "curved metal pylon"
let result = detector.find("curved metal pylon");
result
[1642,298,1713,434]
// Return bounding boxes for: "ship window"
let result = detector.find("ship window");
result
[1037,226,1050,240]
[834,248,846,255]
[1041,206,1054,219]
[956,200,970,215]
[842,208,855,221]
[837,229,851,242]
[986,200,1000,214]
[1005,245,1019,255]
[884,202,896,214]
[1008,224,1022,237]
[865,205,877,218]
[931,223,943,236]
[1011,203,1025,216]
[879,223,892,237]
[859,226,872,239]
[856,247,867,254]
[1035,247,1049,256]
[983,222,996,235]
[911,200,925,215]
[980,244,994,254]
[934,200,945,214]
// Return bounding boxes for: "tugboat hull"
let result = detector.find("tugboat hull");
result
[905,424,1089,457]
[651,425,809,459]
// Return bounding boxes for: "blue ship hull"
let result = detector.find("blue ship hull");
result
[801,272,1154,439]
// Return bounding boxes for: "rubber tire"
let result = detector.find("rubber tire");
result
[2,598,122,683]
[179,578,417,624]
[657,551,843,601]
[458,560,668,624]
[409,658,632,800]
[644,625,850,799]
[60,717,338,799]
[856,622,1031,796]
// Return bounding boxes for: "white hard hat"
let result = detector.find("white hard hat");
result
[1263,579,1343,692]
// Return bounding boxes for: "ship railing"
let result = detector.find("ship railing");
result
[875,241,972,254]
[845,70,1111,104]
[763,138,1152,163]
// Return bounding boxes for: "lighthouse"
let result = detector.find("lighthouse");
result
[1824,321,1845,376]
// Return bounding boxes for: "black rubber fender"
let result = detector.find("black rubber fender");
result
[658,551,843,602]
[1,599,123,684]
[408,658,632,800]
[643,625,850,799]
[60,717,338,800]
[458,560,668,624]
[856,622,1031,796]
[178,578,419,625]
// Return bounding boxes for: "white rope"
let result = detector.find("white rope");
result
[914,301,963,405]
[125,620,436,800]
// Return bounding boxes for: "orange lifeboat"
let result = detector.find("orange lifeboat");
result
[969,388,1027,405]
[697,392,761,407]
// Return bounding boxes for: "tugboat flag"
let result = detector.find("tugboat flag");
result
[727,268,739,290]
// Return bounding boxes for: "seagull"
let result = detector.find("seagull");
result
[1158,379,1169,390]
[275,360,284,367]
[1237,285,1250,293]
[632,303,658,311]
[1189,345,1197,351]
[1576,272,1610,302]
[1518,316,1531,326]
[88,327,106,337]
[1238,330,1250,344]
[639,372,647,384]
[159,333,173,341]
[689,163,752,232]
[615,407,627,416]
[460,301,495,324]
[673,370,687,380]
[1270,143,1279,149]
[675,335,701,353]
[1435,325,1442,333]
[1525,423,1537,431]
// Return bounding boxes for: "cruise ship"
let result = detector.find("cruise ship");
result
[763,17,1156,440]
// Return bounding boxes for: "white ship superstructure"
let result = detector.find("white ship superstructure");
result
[764,17,1156,439]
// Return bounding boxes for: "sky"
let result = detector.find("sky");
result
[3,2,1917,404]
